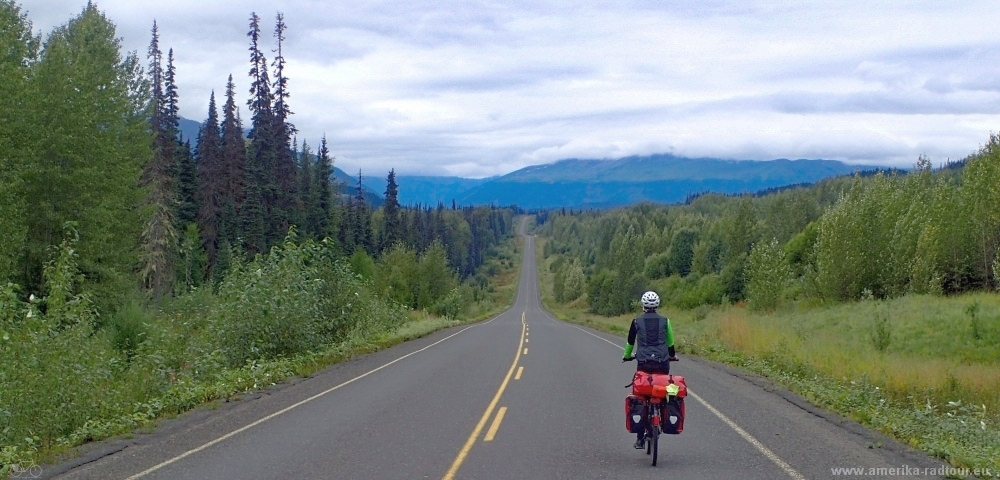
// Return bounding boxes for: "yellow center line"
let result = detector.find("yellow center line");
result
[442,312,527,480]
[515,366,523,380]
[483,407,508,442]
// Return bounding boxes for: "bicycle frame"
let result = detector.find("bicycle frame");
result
[640,395,663,465]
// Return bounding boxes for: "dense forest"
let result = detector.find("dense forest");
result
[538,152,999,315]
[0,2,516,468]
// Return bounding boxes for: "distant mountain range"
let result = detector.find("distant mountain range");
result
[180,117,879,209]
[381,155,877,209]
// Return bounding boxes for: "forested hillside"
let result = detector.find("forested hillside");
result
[537,153,996,314]
[0,3,517,471]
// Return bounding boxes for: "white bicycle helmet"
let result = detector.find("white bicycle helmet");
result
[640,291,660,309]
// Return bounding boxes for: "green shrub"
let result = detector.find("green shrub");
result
[871,302,891,352]
[106,299,149,362]
[431,286,468,319]
[210,233,404,367]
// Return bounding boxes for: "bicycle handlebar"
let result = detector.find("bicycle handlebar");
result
[622,356,679,362]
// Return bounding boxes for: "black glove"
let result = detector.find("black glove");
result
[668,346,676,358]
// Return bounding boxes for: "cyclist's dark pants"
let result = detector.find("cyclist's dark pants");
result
[637,360,670,375]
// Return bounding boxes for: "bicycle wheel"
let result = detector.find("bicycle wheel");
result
[645,427,652,456]
[650,424,660,466]
[644,404,653,455]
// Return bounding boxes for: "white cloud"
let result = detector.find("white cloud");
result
[17,0,1000,177]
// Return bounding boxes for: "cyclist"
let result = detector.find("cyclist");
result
[623,290,677,449]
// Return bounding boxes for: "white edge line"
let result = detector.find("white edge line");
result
[125,316,501,480]
[569,324,807,480]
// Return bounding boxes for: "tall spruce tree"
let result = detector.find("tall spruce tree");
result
[354,171,374,253]
[313,136,334,239]
[244,12,277,252]
[140,21,178,299]
[196,92,222,275]
[297,141,316,237]
[271,13,298,239]
[163,48,180,144]
[380,169,402,253]
[176,140,198,226]
[220,75,250,254]
[167,49,198,227]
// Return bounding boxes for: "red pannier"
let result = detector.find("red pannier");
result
[632,372,687,399]
[663,397,686,434]
[625,395,645,433]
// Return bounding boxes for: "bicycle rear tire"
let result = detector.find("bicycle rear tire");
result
[650,424,660,466]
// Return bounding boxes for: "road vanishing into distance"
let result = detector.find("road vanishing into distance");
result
[48,218,951,480]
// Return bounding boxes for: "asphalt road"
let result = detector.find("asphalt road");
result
[46,222,953,480]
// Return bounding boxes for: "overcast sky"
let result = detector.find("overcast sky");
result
[18,1,1000,178]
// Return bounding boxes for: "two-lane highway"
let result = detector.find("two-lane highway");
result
[51,220,950,479]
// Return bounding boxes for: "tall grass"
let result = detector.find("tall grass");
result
[707,302,1000,414]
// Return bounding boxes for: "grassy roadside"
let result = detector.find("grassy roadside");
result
[534,237,1000,478]
[4,235,523,477]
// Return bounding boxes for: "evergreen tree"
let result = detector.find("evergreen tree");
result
[176,139,198,226]
[379,169,402,253]
[407,207,426,250]
[246,13,272,129]
[163,49,181,144]
[140,20,178,299]
[422,206,436,250]
[147,21,164,136]
[241,177,268,254]
[353,171,373,253]
[271,13,298,239]
[166,49,198,226]
[178,222,206,291]
[220,75,248,250]
[245,11,279,250]
[196,92,223,276]
[297,140,316,237]
[313,135,334,238]
[338,200,356,253]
